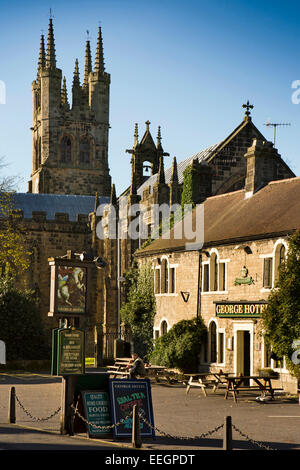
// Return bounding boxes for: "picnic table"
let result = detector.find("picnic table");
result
[224,375,279,403]
[107,358,169,381]
[185,373,217,397]
[146,365,170,382]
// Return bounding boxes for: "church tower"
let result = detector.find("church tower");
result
[29,19,111,196]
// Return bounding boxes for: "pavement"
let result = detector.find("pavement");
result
[0,369,299,453]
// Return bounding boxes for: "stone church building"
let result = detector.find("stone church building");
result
[7,19,298,383]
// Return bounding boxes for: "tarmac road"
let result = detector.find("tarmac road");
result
[0,370,299,452]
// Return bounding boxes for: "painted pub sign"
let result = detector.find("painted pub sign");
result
[48,257,91,317]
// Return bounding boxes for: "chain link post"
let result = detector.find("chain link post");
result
[8,386,16,424]
[223,416,233,450]
[132,405,142,448]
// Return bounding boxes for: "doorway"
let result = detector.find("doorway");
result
[236,330,251,381]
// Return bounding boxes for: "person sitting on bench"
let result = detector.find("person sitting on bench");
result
[127,352,146,379]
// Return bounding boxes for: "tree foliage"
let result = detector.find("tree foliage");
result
[0,192,31,277]
[150,318,207,373]
[262,231,300,378]
[0,277,49,360]
[120,261,156,361]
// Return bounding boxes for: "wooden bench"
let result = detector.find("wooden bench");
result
[107,357,132,378]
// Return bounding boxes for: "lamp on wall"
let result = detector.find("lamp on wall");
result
[180,291,190,303]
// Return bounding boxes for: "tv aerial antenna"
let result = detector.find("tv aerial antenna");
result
[264,120,291,147]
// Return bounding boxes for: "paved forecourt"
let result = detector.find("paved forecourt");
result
[0,371,299,450]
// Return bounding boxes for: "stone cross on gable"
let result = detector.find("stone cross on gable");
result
[242,100,254,117]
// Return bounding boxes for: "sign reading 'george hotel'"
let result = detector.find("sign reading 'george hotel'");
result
[215,301,268,318]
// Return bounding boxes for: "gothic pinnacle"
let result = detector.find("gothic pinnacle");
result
[110,184,117,206]
[134,123,139,146]
[170,157,178,185]
[46,17,56,68]
[157,126,162,147]
[61,76,69,107]
[83,39,92,88]
[94,26,105,74]
[158,156,165,184]
[37,33,45,78]
[73,59,81,87]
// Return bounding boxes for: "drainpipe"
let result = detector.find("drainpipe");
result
[196,251,202,323]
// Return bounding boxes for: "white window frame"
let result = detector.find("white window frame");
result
[260,238,288,292]
[201,249,229,294]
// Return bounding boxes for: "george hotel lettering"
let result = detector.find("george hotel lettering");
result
[215,301,267,318]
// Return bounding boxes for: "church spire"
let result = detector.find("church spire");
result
[83,39,92,88]
[94,26,105,74]
[46,17,56,69]
[37,33,45,78]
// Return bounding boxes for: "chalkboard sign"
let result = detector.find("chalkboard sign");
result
[51,327,85,375]
[82,391,112,438]
[109,379,155,439]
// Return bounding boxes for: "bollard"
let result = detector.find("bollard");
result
[8,386,16,424]
[132,404,142,448]
[223,415,232,450]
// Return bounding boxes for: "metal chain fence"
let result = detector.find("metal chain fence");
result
[70,404,133,431]
[232,423,279,451]
[138,412,224,441]
[11,392,280,450]
[15,393,61,422]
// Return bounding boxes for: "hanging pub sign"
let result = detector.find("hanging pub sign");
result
[215,300,268,318]
[51,327,85,375]
[48,256,91,317]
[109,379,155,439]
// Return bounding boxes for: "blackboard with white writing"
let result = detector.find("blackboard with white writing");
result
[109,379,155,439]
[82,390,112,438]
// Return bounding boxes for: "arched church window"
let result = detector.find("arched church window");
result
[60,136,72,163]
[79,136,90,164]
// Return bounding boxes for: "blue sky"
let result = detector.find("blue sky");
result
[1,0,300,194]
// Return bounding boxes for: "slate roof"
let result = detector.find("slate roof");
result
[137,176,300,255]
[10,193,109,221]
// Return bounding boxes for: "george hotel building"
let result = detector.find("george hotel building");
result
[136,146,300,394]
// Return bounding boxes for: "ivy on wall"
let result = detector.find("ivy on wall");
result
[120,260,156,361]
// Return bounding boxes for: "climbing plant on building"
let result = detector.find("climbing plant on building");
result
[262,230,300,378]
[120,260,156,361]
